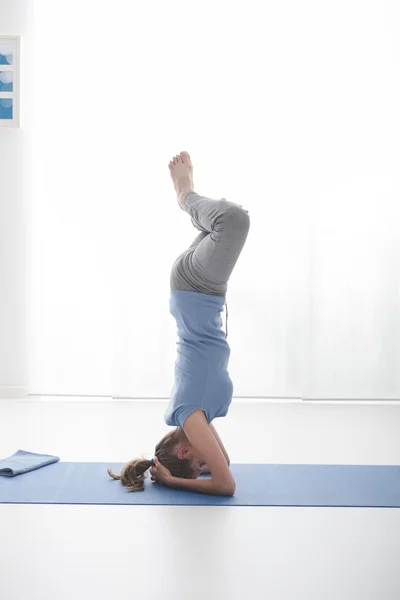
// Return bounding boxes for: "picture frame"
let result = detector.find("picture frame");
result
[0,36,20,128]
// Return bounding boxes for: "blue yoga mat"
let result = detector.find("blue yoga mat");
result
[0,458,399,507]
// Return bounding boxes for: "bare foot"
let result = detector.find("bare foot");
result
[168,151,194,209]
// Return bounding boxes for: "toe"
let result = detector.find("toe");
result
[182,151,192,165]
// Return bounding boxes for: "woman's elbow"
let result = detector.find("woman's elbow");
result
[225,483,235,497]
[216,480,235,497]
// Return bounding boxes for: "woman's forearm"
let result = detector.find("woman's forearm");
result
[167,475,235,497]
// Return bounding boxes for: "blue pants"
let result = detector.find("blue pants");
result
[170,191,250,296]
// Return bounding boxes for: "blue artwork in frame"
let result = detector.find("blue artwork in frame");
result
[0,70,13,91]
[0,44,13,65]
[0,38,18,125]
[0,98,13,119]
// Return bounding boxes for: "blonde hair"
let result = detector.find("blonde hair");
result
[107,427,194,492]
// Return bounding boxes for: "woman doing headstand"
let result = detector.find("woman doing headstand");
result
[108,151,250,496]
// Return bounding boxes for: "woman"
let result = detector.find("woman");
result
[108,151,250,495]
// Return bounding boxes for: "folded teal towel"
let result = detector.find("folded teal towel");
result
[0,450,60,477]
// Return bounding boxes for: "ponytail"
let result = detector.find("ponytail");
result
[107,458,153,492]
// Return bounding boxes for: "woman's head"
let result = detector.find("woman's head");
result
[107,427,207,492]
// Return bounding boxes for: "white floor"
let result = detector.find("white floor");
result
[1,398,400,600]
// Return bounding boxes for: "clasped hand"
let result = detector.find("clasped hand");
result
[150,456,172,485]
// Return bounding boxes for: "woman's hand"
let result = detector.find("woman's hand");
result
[150,457,173,486]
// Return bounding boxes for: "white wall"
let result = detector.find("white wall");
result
[26,1,400,401]
[0,0,32,398]
[1,1,400,402]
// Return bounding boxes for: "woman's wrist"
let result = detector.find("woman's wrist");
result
[166,475,179,488]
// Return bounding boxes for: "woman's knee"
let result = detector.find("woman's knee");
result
[223,204,250,231]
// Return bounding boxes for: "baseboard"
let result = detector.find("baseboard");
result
[0,386,28,400]
[1,391,399,404]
